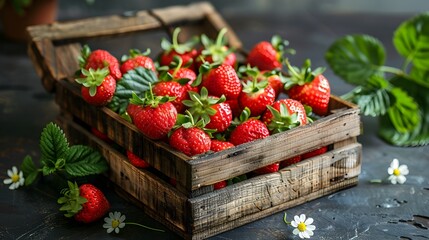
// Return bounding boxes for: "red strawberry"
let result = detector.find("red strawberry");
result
[247,35,294,71]
[169,112,211,156]
[262,99,307,134]
[201,63,242,100]
[79,45,122,80]
[229,108,270,146]
[238,77,276,117]
[126,150,150,168]
[253,162,280,175]
[159,27,199,69]
[284,59,331,116]
[76,68,116,106]
[152,81,188,113]
[263,71,285,98]
[302,146,328,160]
[225,98,241,118]
[183,87,232,133]
[120,49,156,74]
[195,28,237,68]
[280,155,302,168]
[168,67,198,92]
[128,90,177,140]
[91,127,112,143]
[210,139,234,152]
[58,181,110,224]
[213,180,227,190]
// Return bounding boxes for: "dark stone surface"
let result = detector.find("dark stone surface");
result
[1,1,428,239]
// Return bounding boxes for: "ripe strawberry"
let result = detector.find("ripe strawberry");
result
[201,63,242,100]
[213,180,227,190]
[195,28,236,68]
[280,155,302,168]
[76,68,116,106]
[169,112,212,156]
[58,181,110,224]
[210,139,234,152]
[159,27,199,69]
[238,77,276,117]
[263,71,285,98]
[262,99,307,134]
[91,127,112,143]
[247,35,294,71]
[284,59,331,116]
[128,90,177,140]
[302,146,328,160]
[183,87,232,133]
[152,81,188,113]
[225,98,241,118]
[229,108,270,146]
[168,65,198,92]
[79,45,122,80]
[253,162,280,175]
[120,49,156,74]
[126,150,150,168]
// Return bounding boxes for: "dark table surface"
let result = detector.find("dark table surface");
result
[1,1,429,239]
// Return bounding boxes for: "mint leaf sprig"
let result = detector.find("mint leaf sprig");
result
[325,12,429,146]
[20,122,109,186]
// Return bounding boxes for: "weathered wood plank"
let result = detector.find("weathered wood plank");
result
[28,39,59,92]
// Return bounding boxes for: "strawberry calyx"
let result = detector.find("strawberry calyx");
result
[75,67,110,97]
[158,56,192,85]
[284,58,326,90]
[239,65,269,94]
[121,48,151,62]
[270,35,296,63]
[161,27,199,54]
[231,107,259,126]
[78,44,92,69]
[129,83,176,108]
[173,110,216,137]
[200,28,233,64]
[57,181,87,218]
[266,103,301,133]
[182,87,226,125]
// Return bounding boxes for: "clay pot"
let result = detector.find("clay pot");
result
[0,0,58,42]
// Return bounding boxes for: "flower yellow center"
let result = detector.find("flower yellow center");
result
[11,173,20,183]
[112,219,120,228]
[393,168,401,176]
[298,222,307,232]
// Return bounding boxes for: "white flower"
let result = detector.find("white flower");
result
[387,158,409,184]
[103,211,126,234]
[291,214,316,239]
[3,166,25,190]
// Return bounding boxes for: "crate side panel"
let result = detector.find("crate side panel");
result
[189,143,361,231]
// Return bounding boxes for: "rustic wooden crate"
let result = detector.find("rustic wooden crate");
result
[28,2,362,239]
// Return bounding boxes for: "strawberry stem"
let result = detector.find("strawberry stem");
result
[216,28,228,47]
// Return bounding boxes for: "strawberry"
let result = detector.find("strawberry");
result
[159,27,199,70]
[126,150,150,168]
[213,180,227,190]
[128,89,177,140]
[76,68,116,106]
[229,108,270,146]
[253,162,280,175]
[183,87,232,133]
[247,35,294,71]
[210,139,234,152]
[152,81,188,113]
[120,49,156,74]
[200,63,242,100]
[91,127,112,143]
[238,67,276,117]
[280,155,302,168]
[302,146,328,160]
[225,98,241,119]
[168,65,198,93]
[262,99,307,134]
[195,28,236,68]
[169,112,212,156]
[79,45,122,80]
[58,181,110,224]
[284,59,331,116]
[263,70,285,98]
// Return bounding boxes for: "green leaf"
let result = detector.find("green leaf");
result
[387,87,420,133]
[39,123,69,166]
[21,155,40,186]
[108,67,159,114]
[25,171,39,186]
[393,12,429,70]
[410,66,429,88]
[325,34,386,85]
[379,76,429,146]
[64,145,108,177]
[42,165,57,176]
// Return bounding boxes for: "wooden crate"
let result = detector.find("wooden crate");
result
[28,2,362,239]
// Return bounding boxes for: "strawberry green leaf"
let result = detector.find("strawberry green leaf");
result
[21,155,40,186]
[387,87,420,133]
[108,67,159,114]
[393,12,429,70]
[409,66,429,88]
[64,145,108,177]
[325,34,386,85]
[39,123,69,167]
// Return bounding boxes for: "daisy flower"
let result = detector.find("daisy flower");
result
[290,214,316,239]
[3,166,25,190]
[387,158,409,184]
[103,211,126,234]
